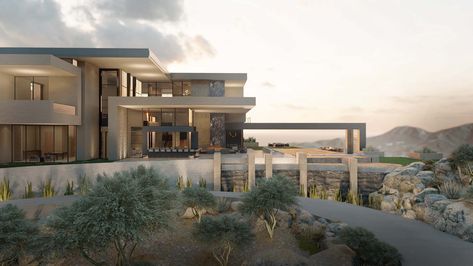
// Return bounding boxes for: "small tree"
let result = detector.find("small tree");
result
[182,186,216,222]
[0,204,38,264]
[193,214,254,266]
[239,175,298,239]
[47,166,176,265]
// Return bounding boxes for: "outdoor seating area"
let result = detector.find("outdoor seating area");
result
[147,148,198,158]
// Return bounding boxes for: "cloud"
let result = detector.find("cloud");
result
[261,81,275,88]
[96,0,184,22]
[0,0,215,64]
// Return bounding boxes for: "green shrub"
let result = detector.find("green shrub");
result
[64,180,74,196]
[193,214,254,266]
[339,227,402,266]
[294,224,325,255]
[177,176,192,191]
[0,204,39,264]
[182,187,216,222]
[199,177,207,188]
[23,181,34,199]
[346,191,363,206]
[46,166,176,265]
[240,175,298,239]
[41,178,56,198]
[439,180,462,199]
[0,177,12,201]
[449,144,473,168]
[216,197,232,213]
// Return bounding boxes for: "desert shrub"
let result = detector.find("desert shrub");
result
[439,180,462,199]
[41,178,56,198]
[450,144,473,165]
[78,174,92,195]
[23,181,34,199]
[347,191,363,206]
[239,175,298,239]
[199,177,207,188]
[418,147,435,153]
[177,176,192,191]
[0,177,12,201]
[0,204,39,264]
[193,214,254,266]
[216,197,232,213]
[339,227,402,266]
[64,180,74,196]
[46,166,176,265]
[182,186,216,222]
[294,224,325,255]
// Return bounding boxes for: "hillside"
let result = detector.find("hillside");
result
[291,123,473,156]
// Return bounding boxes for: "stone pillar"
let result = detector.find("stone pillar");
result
[264,153,272,179]
[345,129,354,154]
[213,152,221,191]
[344,157,358,194]
[353,129,361,153]
[297,152,308,197]
[247,149,256,189]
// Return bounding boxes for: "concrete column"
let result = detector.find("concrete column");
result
[213,152,221,191]
[247,149,256,189]
[344,157,358,194]
[264,153,272,179]
[297,152,307,197]
[345,129,354,154]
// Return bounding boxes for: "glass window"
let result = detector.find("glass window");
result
[54,126,68,162]
[12,125,25,162]
[25,126,40,162]
[183,81,192,96]
[41,126,54,161]
[159,83,172,97]
[172,81,182,96]
[175,109,189,126]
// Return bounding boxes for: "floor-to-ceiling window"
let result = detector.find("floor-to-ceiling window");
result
[9,125,77,163]
[14,77,48,100]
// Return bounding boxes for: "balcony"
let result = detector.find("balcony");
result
[0,100,80,125]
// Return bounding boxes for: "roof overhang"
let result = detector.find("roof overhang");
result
[0,48,168,81]
[170,73,247,87]
[0,54,80,76]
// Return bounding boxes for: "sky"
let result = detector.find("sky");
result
[1,0,472,143]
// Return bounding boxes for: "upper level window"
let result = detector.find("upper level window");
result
[30,82,43,100]
[14,76,47,100]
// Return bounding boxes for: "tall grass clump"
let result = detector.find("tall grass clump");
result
[0,177,12,201]
[198,177,207,188]
[41,178,56,198]
[78,174,92,196]
[439,180,462,199]
[23,181,34,199]
[64,181,74,196]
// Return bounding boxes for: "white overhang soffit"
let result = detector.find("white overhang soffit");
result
[0,54,80,76]
[0,48,169,82]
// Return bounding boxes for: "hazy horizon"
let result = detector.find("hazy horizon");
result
[1,0,472,140]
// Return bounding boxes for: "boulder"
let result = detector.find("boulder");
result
[380,195,400,213]
[413,183,426,195]
[247,248,310,266]
[415,188,439,203]
[407,161,426,171]
[416,171,435,186]
[298,209,316,224]
[309,244,356,266]
[276,210,292,228]
[181,207,197,219]
[425,200,473,242]
[402,210,417,219]
[433,159,459,184]
[401,193,414,210]
[383,166,423,194]
[327,222,348,234]
[230,201,243,212]
[424,194,448,207]
[413,203,427,221]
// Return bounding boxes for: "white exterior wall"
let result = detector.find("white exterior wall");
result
[77,62,99,160]
[0,72,14,100]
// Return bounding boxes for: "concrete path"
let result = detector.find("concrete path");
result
[213,192,473,266]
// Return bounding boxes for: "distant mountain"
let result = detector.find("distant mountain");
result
[290,123,473,156]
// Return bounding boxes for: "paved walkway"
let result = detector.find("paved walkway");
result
[213,192,473,266]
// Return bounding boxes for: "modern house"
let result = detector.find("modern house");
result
[0,47,365,164]
[0,48,255,162]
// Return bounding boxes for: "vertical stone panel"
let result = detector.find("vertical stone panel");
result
[248,149,256,189]
[210,113,225,147]
[298,152,308,197]
[209,80,225,96]
[265,153,272,178]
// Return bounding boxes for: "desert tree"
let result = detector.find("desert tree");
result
[239,175,298,239]
[46,166,176,265]
[0,204,39,265]
[182,186,216,222]
[193,214,253,266]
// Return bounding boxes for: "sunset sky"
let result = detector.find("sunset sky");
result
[1,0,472,143]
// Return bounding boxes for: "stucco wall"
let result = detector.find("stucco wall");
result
[77,61,99,160]
[194,112,210,148]
[0,72,13,100]
[0,159,214,199]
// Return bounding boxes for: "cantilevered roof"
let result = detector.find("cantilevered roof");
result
[0,47,169,81]
[0,54,80,76]
[170,73,247,87]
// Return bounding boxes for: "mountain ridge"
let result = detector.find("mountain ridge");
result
[290,123,473,156]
